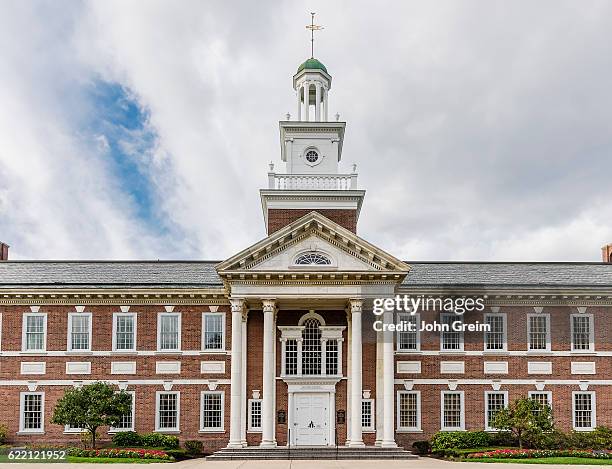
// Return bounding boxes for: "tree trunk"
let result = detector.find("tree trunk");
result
[517,430,522,449]
[91,428,97,449]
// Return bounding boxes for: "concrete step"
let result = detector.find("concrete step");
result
[207,446,418,460]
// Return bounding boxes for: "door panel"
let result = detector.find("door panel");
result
[294,393,328,446]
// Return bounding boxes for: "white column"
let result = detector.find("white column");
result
[382,309,398,447]
[315,83,321,122]
[303,83,311,121]
[240,313,248,446]
[345,310,352,445]
[227,298,245,448]
[323,87,328,121]
[297,86,302,121]
[348,298,365,447]
[260,299,277,447]
[375,329,384,446]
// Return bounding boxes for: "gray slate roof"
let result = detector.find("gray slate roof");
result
[0,261,223,288]
[0,261,611,289]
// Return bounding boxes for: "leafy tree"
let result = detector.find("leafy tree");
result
[51,382,132,449]
[490,397,554,449]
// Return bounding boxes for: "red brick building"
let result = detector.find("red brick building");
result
[0,57,611,454]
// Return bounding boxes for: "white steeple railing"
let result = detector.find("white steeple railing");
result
[268,172,358,190]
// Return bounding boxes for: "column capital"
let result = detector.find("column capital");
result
[230,298,246,313]
[261,298,277,314]
[349,298,363,314]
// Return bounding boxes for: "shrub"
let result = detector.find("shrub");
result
[0,424,7,444]
[431,431,491,452]
[184,440,203,455]
[411,440,430,455]
[140,432,180,449]
[524,428,568,450]
[569,427,612,450]
[490,431,517,447]
[112,431,143,447]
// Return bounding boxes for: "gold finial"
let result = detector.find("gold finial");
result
[305,12,324,58]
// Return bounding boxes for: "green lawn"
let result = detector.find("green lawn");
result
[466,457,612,465]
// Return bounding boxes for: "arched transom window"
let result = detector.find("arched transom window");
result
[295,252,332,266]
[279,314,345,378]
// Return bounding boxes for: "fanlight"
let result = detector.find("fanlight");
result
[295,252,331,265]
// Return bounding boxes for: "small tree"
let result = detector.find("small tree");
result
[490,397,553,449]
[52,382,132,449]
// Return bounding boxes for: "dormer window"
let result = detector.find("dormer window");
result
[295,252,331,265]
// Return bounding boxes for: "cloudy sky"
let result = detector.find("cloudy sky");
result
[1,0,611,262]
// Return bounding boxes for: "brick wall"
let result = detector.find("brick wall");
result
[267,209,357,234]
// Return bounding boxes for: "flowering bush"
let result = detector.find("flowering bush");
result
[467,448,612,460]
[66,447,173,460]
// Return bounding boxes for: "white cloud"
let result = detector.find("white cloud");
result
[0,0,611,261]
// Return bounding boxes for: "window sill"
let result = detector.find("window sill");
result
[20,351,47,355]
[17,431,45,435]
[155,351,182,355]
[154,430,180,434]
[66,351,93,355]
[199,429,225,433]
[247,430,262,434]
[110,351,138,356]
[483,350,508,355]
[395,350,422,354]
[573,428,595,432]
[570,350,595,355]
[396,429,423,433]
[527,350,552,355]
[439,351,466,355]
[108,429,135,434]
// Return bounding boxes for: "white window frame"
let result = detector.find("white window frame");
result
[155,391,180,432]
[109,391,136,433]
[22,313,47,353]
[361,398,375,432]
[200,390,224,432]
[440,390,465,431]
[248,398,262,433]
[202,312,226,351]
[157,312,182,352]
[570,314,594,352]
[396,390,421,432]
[67,312,92,352]
[483,313,507,352]
[527,313,551,352]
[528,390,552,413]
[19,391,45,433]
[440,313,464,352]
[64,424,83,433]
[484,390,508,431]
[112,313,137,352]
[397,313,420,352]
[572,391,596,431]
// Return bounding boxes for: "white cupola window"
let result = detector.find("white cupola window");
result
[295,252,331,266]
[279,313,345,378]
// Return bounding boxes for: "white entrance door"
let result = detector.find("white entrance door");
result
[294,393,328,446]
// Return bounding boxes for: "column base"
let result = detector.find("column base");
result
[226,441,244,449]
[374,439,382,447]
[381,440,398,448]
[347,440,365,448]
[259,441,277,448]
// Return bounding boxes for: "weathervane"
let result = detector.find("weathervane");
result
[305,12,323,58]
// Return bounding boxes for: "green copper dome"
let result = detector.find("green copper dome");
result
[297,58,328,74]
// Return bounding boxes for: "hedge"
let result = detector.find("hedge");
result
[111,431,179,449]
[467,448,612,460]
[66,447,173,460]
[431,431,491,451]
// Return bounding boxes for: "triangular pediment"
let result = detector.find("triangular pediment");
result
[217,212,410,279]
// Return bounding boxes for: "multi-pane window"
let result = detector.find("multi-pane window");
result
[573,392,595,430]
[113,313,136,351]
[111,392,135,432]
[156,392,179,431]
[528,314,550,351]
[571,315,593,352]
[397,391,420,431]
[200,392,223,431]
[248,399,262,432]
[484,314,506,351]
[302,319,322,375]
[362,399,375,432]
[285,339,298,375]
[202,313,224,351]
[68,313,91,351]
[441,391,464,430]
[23,314,46,352]
[398,313,419,351]
[325,340,338,375]
[441,313,463,351]
[20,392,44,432]
[158,313,181,351]
[485,392,507,430]
[529,391,552,416]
